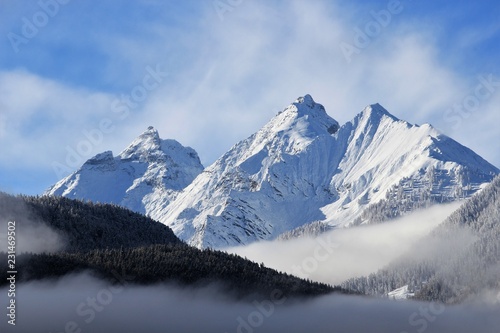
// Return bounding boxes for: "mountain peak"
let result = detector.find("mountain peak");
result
[46,95,499,249]
[46,126,204,216]
[362,103,399,121]
[119,126,162,160]
[290,94,324,115]
[294,94,315,107]
[277,94,339,135]
[142,126,160,141]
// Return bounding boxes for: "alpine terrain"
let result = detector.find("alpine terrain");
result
[47,95,499,249]
[46,126,204,216]
[342,174,500,304]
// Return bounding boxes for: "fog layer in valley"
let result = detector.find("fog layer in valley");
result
[228,203,462,285]
[1,274,499,333]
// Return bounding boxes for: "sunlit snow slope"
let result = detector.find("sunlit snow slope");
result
[47,95,499,249]
[46,127,204,216]
[161,95,498,248]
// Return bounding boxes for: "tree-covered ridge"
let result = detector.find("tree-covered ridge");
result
[342,175,500,303]
[0,192,181,252]
[0,244,343,299]
[0,193,346,298]
[277,221,334,240]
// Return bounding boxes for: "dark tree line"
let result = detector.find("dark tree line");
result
[0,192,347,299]
[0,244,344,299]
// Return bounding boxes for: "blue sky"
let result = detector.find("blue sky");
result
[0,0,499,195]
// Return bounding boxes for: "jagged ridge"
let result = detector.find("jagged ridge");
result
[161,96,498,248]
[46,127,204,216]
[46,95,499,249]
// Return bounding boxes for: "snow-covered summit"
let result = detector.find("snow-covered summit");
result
[363,103,398,119]
[281,94,340,134]
[160,95,498,248]
[323,101,498,226]
[45,127,204,215]
[119,126,162,160]
[46,95,499,249]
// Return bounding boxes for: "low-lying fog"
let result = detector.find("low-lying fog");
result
[228,203,463,285]
[1,273,499,333]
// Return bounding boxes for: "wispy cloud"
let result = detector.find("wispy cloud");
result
[0,69,114,167]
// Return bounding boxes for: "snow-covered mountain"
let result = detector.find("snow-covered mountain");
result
[159,95,498,248]
[46,95,499,249]
[46,127,204,216]
[322,102,498,225]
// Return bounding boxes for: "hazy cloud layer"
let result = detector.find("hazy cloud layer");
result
[227,203,462,285]
[0,220,63,254]
[1,274,499,333]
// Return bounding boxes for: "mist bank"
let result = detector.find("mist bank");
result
[0,193,64,254]
[227,203,461,285]
[1,274,499,333]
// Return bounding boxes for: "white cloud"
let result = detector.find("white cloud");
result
[227,203,462,286]
[0,70,115,167]
[0,69,160,184]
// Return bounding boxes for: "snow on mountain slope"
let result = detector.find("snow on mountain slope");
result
[45,95,498,249]
[45,127,204,216]
[322,103,499,225]
[160,95,341,248]
[161,95,498,248]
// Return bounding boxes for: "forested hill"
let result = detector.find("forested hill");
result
[0,193,344,298]
[2,244,341,299]
[0,192,181,252]
[342,174,500,303]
